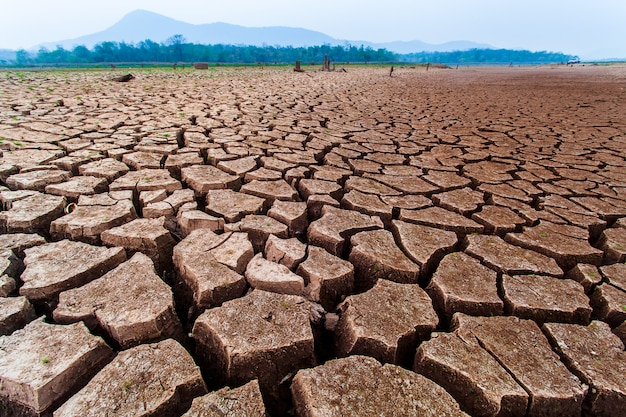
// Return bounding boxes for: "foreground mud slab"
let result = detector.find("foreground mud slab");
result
[0,319,113,416]
[54,339,206,417]
[292,355,469,417]
[1,64,626,416]
[181,380,267,417]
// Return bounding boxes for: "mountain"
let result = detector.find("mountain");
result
[38,10,339,50]
[37,10,490,54]
[376,40,492,54]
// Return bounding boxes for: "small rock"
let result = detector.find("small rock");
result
[0,275,16,297]
[112,73,134,82]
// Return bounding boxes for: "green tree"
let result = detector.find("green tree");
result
[15,49,31,66]
[167,34,186,62]
[72,45,92,63]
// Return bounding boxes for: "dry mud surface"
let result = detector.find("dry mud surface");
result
[1,64,626,416]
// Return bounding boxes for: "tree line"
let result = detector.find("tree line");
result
[14,37,396,66]
[7,35,574,66]
[400,48,574,65]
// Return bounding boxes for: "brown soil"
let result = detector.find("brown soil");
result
[1,64,626,416]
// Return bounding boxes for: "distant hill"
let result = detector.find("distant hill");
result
[37,9,491,54]
[38,10,339,50]
[375,40,492,54]
[0,49,16,63]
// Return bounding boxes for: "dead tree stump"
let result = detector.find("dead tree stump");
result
[323,54,331,72]
[294,61,304,72]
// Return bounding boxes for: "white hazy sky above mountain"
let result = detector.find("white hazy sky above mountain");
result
[1,0,625,59]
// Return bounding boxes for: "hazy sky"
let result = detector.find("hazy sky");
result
[1,0,625,59]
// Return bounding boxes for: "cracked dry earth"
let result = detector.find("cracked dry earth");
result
[1,64,626,417]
